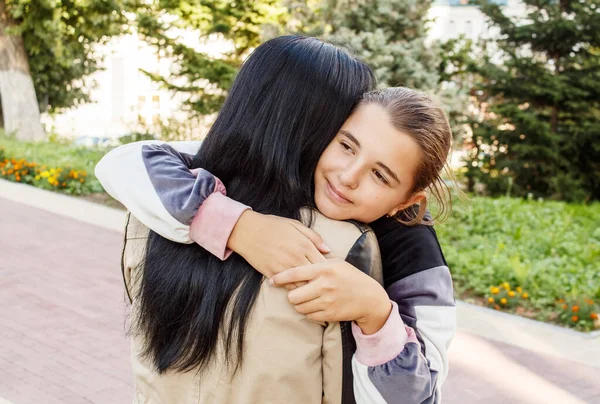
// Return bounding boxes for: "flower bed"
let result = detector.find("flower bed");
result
[0,138,104,195]
[438,197,600,332]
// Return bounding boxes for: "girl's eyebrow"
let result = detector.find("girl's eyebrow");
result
[377,162,400,184]
[339,130,361,147]
[340,129,401,184]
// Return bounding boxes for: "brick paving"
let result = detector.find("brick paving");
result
[1,196,600,404]
[0,197,132,404]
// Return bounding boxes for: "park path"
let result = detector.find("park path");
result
[1,195,600,404]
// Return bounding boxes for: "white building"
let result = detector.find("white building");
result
[429,0,526,41]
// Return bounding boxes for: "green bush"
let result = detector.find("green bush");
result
[437,196,600,331]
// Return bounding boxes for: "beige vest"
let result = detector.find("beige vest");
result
[122,210,381,404]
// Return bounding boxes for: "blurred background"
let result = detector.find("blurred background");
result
[0,0,598,403]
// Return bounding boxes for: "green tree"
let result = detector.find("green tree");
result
[462,0,600,201]
[136,0,286,116]
[0,0,135,140]
[323,0,440,91]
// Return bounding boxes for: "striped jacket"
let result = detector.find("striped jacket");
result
[95,141,456,403]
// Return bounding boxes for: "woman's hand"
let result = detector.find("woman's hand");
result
[270,259,393,335]
[227,210,331,288]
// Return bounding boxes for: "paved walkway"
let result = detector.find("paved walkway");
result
[1,181,600,403]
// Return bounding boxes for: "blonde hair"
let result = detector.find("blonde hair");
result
[360,87,455,226]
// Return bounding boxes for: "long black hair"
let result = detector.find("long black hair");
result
[135,36,375,373]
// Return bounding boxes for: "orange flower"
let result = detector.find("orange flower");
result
[562,304,568,310]
[591,313,599,320]
[572,306,580,312]
[571,315,579,322]
[557,298,564,304]
[493,304,500,310]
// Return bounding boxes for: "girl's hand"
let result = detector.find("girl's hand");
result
[228,210,331,289]
[270,259,393,335]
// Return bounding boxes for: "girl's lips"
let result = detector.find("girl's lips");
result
[325,180,352,204]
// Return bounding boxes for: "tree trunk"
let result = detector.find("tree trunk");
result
[0,1,45,141]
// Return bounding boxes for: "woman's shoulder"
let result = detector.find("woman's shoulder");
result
[370,215,448,288]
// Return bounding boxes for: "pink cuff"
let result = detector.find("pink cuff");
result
[189,192,250,260]
[351,301,420,367]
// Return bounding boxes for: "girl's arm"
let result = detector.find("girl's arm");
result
[354,219,455,404]
[95,141,327,265]
[271,220,455,403]
[95,140,249,259]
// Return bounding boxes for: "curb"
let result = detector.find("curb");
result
[456,301,600,369]
[0,178,125,233]
[458,301,600,340]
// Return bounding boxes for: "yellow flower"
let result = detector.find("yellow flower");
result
[500,298,507,305]
[516,286,523,293]
[521,293,529,299]
[490,286,500,295]
[502,282,510,291]
[488,297,495,303]
[508,291,516,297]
[40,171,50,178]
[35,176,40,180]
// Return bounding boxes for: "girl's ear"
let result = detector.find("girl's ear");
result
[387,191,427,217]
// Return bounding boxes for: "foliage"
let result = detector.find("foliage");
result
[437,196,600,331]
[448,0,600,201]
[0,134,105,194]
[136,0,287,116]
[323,0,440,91]
[3,0,138,113]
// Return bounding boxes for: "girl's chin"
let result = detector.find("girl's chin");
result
[314,198,351,221]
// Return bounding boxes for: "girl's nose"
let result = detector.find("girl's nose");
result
[338,166,360,189]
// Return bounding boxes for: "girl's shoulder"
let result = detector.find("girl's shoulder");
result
[370,215,448,289]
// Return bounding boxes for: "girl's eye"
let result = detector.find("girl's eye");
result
[340,142,353,153]
[374,170,389,185]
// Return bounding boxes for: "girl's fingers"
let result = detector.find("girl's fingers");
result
[291,221,331,255]
[305,311,328,323]
[293,298,324,315]
[270,264,322,286]
[287,281,322,305]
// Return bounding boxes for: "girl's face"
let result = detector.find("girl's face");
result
[314,103,424,223]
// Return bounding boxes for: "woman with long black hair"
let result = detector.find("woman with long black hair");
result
[98,36,455,403]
